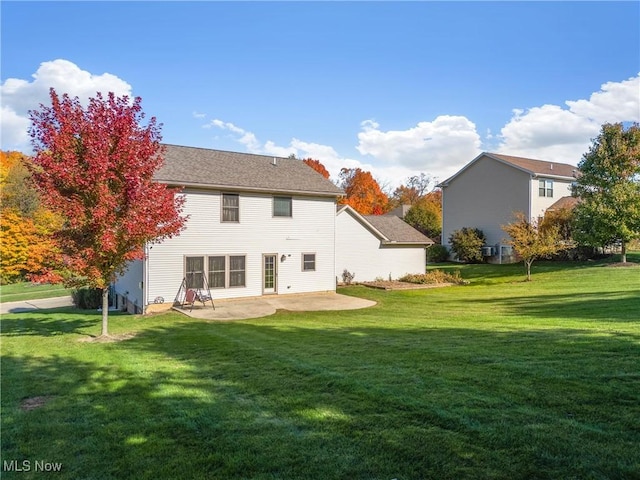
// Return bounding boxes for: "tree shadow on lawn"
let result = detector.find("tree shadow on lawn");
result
[471,290,640,322]
[3,314,639,479]
[0,307,100,337]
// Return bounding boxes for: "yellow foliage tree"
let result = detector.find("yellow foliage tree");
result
[502,212,567,281]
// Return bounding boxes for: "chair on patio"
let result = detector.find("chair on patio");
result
[182,287,215,311]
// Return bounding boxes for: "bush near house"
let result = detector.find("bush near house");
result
[449,227,486,263]
[427,244,449,263]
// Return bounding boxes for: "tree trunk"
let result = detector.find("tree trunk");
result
[621,239,627,263]
[525,259,533,281]
[101,287,109,337]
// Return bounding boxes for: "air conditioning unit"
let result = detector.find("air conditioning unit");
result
[501,245,513,256]
[481,246,494,256]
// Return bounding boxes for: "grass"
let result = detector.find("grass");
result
[1,255,639,479]
[0,282,72,303]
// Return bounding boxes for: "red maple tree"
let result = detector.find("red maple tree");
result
[28,89,186,336]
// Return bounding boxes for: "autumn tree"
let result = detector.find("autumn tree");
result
[573,122,640,263]
[28,89,186,337]
[302,158,330,179]
[502,212,567,281]
[404,191,442,239]
[0,151,65,282]
[0,209,62,283]
[338,167,389,215]
[0,151,40,216]
[390,173,435,207]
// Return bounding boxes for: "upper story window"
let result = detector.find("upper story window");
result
[273,196,292,217]
[222,193,239,222]
[539,179,553,198]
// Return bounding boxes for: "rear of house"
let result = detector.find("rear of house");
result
[114,145,343,314]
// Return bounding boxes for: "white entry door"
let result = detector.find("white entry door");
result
[263,254,277,294]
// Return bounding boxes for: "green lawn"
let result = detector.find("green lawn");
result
[0,282,72,303]
[1,257,639,479]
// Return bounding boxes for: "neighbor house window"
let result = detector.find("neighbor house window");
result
[302,253,316,271]
[273,196,292,217]
[222,193,239,222]
[208,256,226,289]
[539,179,553,197]
[185,256,204,289]
[229,255,246,287]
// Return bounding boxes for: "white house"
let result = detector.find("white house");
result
[335,205,433,283]
[114,144,343,313]
[438,152,578,263]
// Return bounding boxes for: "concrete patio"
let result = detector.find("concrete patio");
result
[173,292,376,320]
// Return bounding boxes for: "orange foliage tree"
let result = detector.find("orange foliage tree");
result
[338,167,389,215]
[0,151,64,282]
[302,158,330,179]
[0,209,62,283]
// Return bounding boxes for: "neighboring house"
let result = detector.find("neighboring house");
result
[114,144,343,314]
[438,152,578,263]
[335,205,433,283]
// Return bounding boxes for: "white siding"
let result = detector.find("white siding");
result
[114,259,143,309]
[336,210,426,282]
[141,189,336,307]
[530,177,574,221]
[442,156,531,249]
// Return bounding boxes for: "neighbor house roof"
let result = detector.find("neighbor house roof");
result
[547,196,580,211]
[337,205,433,245]
[155,144,344,197]
[438,152,579,187]
[488,153,578,178]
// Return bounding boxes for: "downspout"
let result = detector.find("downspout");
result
[142,243,149,314]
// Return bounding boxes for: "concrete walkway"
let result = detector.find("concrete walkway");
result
[175,292,376,321]
[0,296,74,314]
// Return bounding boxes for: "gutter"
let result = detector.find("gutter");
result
[155,180,344,198]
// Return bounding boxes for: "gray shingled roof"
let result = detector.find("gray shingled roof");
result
[154,144,343,197]
[439,152,579,187]
[363,214,433,245]
[488,153,578,178]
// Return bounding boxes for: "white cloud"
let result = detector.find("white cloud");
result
[356,115,483,182]
[208,118,444,190]
[0,59,132,151]
[497,74,640,164]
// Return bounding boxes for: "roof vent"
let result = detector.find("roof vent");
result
[550,163,553,170]
[272,157,277,166]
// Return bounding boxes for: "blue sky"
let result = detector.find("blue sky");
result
[2,1,639,188]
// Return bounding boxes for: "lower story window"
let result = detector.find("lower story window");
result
[208,256,226,288]
[229,255,246,287]
[185,256,204,289]
[302,253,316,271]
[186,255,246,290]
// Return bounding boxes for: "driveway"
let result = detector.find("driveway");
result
[0,296,74,314]
[175,292,376,320]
